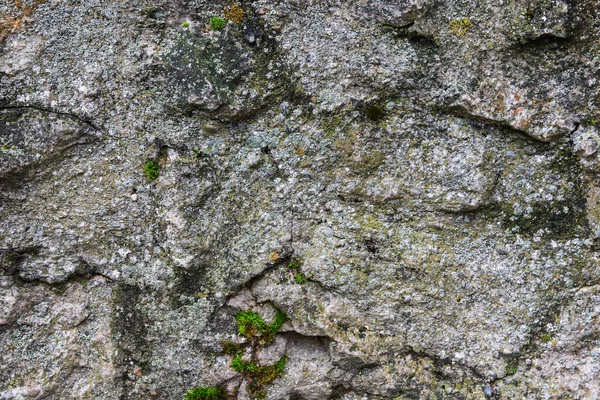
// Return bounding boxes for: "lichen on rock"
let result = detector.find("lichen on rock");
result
[2,0,600,399]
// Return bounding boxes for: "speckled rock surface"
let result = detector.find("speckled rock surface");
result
[1,0,600,399]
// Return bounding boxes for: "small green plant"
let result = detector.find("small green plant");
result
[264,310,287,340]
[505,359,518,375]
[144,160,160,182]
[182,21,190,28]
[287,260,301,271]
[222,309,289,398]
[236,310,267,338]
[540,333,552,343]
[210,17,226,31]
[449,17,473,36]
[294,272,308,284]
[231,354,288,399]
[287,259,307,284]
[184,386,226,400]
[235,309,287,345]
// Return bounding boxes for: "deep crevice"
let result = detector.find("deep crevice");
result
[0,104,103,132]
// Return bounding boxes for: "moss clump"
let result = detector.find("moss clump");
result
[449,17,473,36]
[287,259,301,271]
[231,354,256,374]
[294,272,308,284]
[235,309,287,345]
[224,4,244,24]
[210,17,226,31]
[144,161,160,182]
[287,259,307,284]
[540,333,552,343]
[232,354,288,399]
[184,386,226,400]
[220,340,243,356]
[227,309,288,399]
[505,360,518,375]
[186,309,288,398]
[264,310,287,340]
[236,310,267,338]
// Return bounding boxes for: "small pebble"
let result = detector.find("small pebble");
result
[483,385,493,398]
[131,193,138,201]
[496,245,509,255]
[280,102,289,114]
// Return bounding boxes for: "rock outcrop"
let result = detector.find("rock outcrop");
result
[2,0,600,399]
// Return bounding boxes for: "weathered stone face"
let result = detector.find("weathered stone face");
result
[359,0,436,27]
[163,26,288,120]
[1,0,600,399]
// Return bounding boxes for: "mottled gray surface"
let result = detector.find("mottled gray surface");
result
[1,0,600,399]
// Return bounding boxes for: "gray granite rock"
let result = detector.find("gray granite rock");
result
[1,0,600,399]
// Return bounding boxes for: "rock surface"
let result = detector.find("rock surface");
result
[1,0,600,399]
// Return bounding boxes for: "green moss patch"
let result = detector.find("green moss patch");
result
[287,259,308,284]
[234,309,287,397]
[210,17,226,31]
[505,359,518,375]
[144,160,159,182]
[231,354,287,399]
[184,386,226,400]
[294,272,308,284]
[540,333,552,343]
[236,310,268,338]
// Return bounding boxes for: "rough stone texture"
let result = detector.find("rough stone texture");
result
[1,0,600,399]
